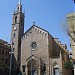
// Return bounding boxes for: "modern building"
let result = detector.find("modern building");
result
[10,0,72,75]
[0,39,10,75]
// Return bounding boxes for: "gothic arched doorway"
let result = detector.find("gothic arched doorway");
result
[53,63,60,75]
[27,59,39,75]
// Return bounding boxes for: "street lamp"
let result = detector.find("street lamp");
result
[30,41,38,75]
[30,21,37,74]
[9,36,14,75]
[9,49,14,75]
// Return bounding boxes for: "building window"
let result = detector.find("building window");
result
[31,42,37,50]
[12,42,14,45]
[22,65,26,72]
[54,68,59,75]
[0,49,1,54]
[8,51,9,55]
[43,63,46,74]
[15,16,17,23]
[2,50,4,54]
[14,33,16,37]
[1,58,4,63]
[6,51,9,55]
[53,63,60,75]
[17,7,19,11]
[6,51,8,54]
[5,59,8,64]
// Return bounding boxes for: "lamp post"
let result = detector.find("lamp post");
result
[30,29,38,75]
[9,36,14,75]
[9,48,14,75]
[30,41,38,75]
[31,45,32,75]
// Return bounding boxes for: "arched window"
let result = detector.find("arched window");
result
[15,16,17,23]
[14,33,16,37]
[17,7,19,11]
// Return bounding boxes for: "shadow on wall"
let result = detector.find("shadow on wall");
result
[11,55,21,75]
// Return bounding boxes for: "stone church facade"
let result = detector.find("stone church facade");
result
[11,0,72,75]
[67,13,75,59]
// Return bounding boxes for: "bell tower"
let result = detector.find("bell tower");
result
[11,0,24,72]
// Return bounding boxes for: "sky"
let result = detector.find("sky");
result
[0,0,74,50]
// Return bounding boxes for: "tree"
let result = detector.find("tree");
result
[64,61,73,69]
[0,63,6,74]
[61,14,75,42]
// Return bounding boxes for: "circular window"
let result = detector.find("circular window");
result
[30,42,37,50]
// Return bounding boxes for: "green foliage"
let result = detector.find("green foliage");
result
[0,63,6,71]
[64,61,73,69]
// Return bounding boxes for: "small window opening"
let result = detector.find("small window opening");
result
[1,58,4,63]
[22,65,26,72]
[5,59,8,64]
[2,50,4,54]
[15,16,17,23]
[14,33,16,37]
[18,7,19,11]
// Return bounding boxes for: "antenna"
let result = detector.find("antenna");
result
[33,21,35,25]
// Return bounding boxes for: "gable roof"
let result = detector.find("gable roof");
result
[24,25,48,34]
[22,25,53,39]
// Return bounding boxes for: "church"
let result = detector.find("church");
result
[11,0,72,75]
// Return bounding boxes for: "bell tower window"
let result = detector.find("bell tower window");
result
[17,7,19,11]
[20,17,23,23]
[15,16,17,23]
[14,33,16,37]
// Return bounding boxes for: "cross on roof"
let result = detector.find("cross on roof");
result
[33,21,35,25]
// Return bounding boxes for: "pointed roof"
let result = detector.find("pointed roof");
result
[15,0,22,12]
[18,0,21,5]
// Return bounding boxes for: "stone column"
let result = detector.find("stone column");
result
[38,66,41,75]
[46,64,50,75]
[59,67,62,75]
[38,60,41,75]
[50,58,52,75]
[52,66,54,75]
[25,63,28,75]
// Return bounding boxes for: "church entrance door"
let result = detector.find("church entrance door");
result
[27,59,39,75]
[54,68,60,75]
